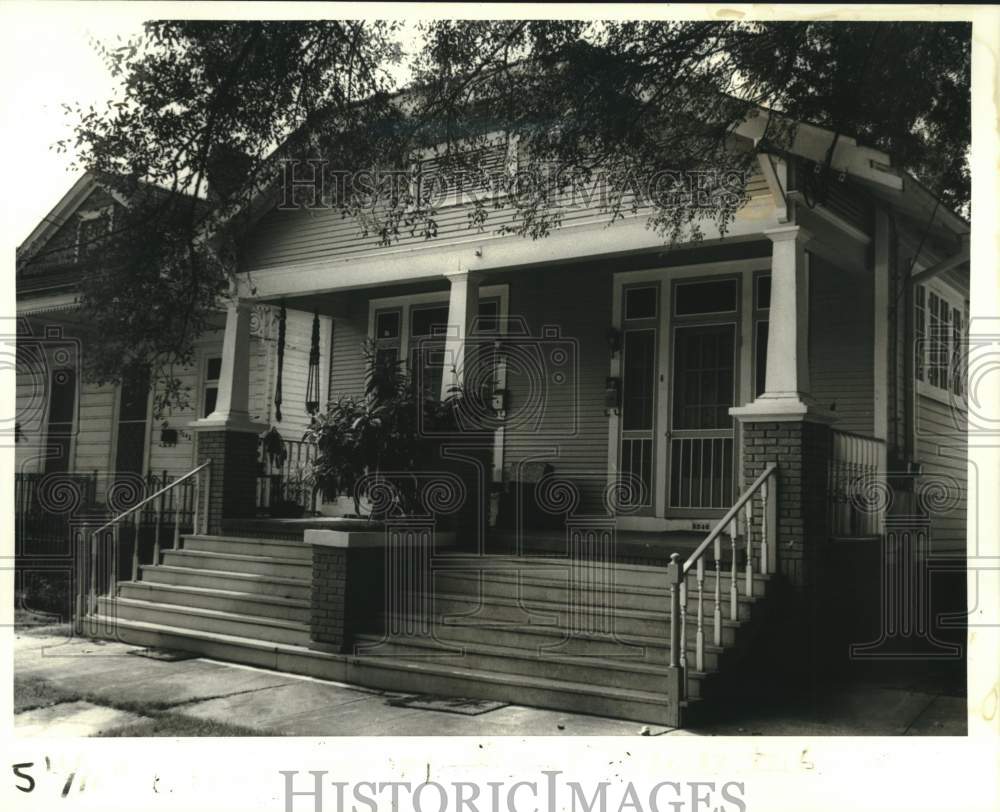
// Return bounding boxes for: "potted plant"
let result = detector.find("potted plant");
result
[304,340,469,523]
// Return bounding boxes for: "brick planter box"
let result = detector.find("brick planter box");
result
[305,525,456,652]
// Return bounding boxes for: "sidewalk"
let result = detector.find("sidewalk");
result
[13,627,967,737]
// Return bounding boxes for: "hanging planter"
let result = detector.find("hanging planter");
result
[274,302,286,422]
[305,310,321,417]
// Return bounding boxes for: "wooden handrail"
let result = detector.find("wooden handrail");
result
[92,460,211,536]
[682,462,777,573]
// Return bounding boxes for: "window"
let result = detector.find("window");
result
[409,305,450,401]
[202,357,221,417]
[115,367,150,476]
[915,282,967,398]
[374,309,402,368]
[75,207,113,262]
[625,286,658,320]
[674,278,738,316]
[753,272,771,398]
[43,367,77,474]
[368,290,506,401]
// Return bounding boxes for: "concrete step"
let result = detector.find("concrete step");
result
[434,554,771,596]
[85,614,687,726]
[425,591,742,646]
[353,631,711,699]
[431,571,759,620]
[386,614,727,671]
[160,549,312,580]
[119,580,311,623]
[181,534,313,562]
[140,564,310,601]
[97,596,311,646]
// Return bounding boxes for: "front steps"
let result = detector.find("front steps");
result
[87,533,777,727]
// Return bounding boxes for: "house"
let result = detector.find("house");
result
[14,110,970,726]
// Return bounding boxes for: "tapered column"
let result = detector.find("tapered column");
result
[732,226,824,422]
[440,270,481,401]
[194,298,258,430]
[191,297,266,532]
[764,225,810,400]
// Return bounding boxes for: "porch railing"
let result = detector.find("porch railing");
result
[828,430,885,538]
[668,462,778,698]
[77,461,211,634]
[256,436,318,516]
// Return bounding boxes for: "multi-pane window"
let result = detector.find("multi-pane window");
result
[371,298,502,400]
[374,309,402,368]
[409,305,450,401]
[915,282,967,397]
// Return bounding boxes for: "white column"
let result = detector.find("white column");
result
[192,298,263,432]
[731,225,825,421]
[441,270,480,400]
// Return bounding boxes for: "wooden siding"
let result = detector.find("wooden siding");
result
[499,266,614,515]
[915,395,967,554]
[328,292,378,403]
[809,254,874,435]
[242,174,771,274]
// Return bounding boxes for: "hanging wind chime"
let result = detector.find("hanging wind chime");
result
[274,303,286,423]
[305,310,322,418]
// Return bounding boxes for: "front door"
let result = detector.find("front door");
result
[666,277,739,515]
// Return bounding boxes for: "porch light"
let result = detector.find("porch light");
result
[606,326,622,357]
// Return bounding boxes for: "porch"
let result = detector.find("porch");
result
[71,221,894,727]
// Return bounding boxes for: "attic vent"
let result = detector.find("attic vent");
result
[416,139,513,201]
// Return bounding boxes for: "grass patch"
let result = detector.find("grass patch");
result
[14,675,279,736]
[97,714,270,737]
[14,675,71,713]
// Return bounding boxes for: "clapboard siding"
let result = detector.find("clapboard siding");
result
[500,266,614,515]
[243,174,771,273]
[73,381,116,498]
[146,354,203,478]
[809,255,874,435]
[328,292,377,403]
[915,395,967,554]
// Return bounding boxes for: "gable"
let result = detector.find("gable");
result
[17,181,120,281]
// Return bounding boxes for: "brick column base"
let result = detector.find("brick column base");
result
[741,419,831,591]
[740,417,833,691]
[309,544,384,653]
[195,430,260,535]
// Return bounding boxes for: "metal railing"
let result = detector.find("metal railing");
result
[77,460,211,633]
[15,471,99,557]
[828,430,885,537]
[256,436,317,516]
[667,462,778,699]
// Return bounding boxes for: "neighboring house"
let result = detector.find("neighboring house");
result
[14,173,332,512]
[13,110,970,726]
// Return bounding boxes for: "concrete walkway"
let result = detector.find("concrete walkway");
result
[14,628,966,737]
